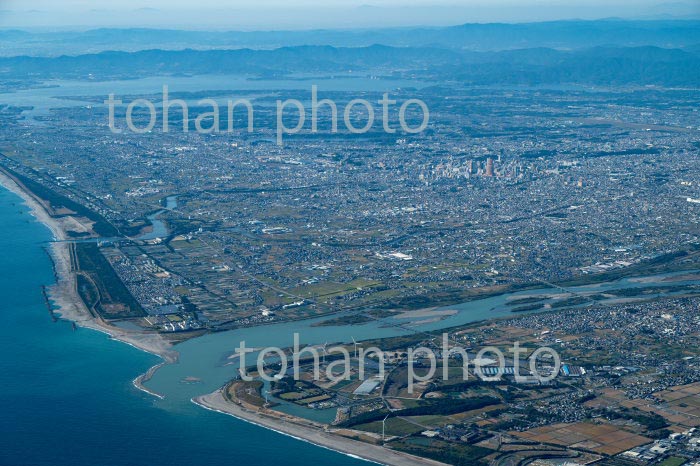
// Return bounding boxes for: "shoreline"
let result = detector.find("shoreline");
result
[0,167,439,464]
[0,169,178,393]
[193,389,449,466]
[6,163,699,464]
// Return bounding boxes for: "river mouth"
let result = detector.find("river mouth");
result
[143,268,700,408]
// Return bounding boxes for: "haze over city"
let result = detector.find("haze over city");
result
[2,2,700,466]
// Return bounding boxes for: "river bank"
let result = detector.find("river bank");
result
[0,169,178,367]
[6,162,700,466]
[0,173,374,466]
[194,389,448,466]
[0,167,433,465]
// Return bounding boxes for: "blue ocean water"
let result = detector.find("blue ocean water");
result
[0,186,368,466]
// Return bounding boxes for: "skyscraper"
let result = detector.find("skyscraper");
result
[485,158,494,177]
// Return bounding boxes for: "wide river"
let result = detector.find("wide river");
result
[7,75,700,465]
[4,181,700,465]
[0,186,370,466]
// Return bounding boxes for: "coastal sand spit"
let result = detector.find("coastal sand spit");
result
[0,170,178,365]
[194,389,449,466]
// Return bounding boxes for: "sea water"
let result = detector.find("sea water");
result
[0,186,368,466]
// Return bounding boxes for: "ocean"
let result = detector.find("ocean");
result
[0,186,369,466]
[4,179,698,466]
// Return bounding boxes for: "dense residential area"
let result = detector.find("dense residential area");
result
[1,14,700,466]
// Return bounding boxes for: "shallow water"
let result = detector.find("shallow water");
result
[0,186,369,466]
[3,182,698,465]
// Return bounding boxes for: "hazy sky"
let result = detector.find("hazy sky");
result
[0,0,669,7]
[1,0,698,29]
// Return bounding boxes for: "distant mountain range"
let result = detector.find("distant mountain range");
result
[0,20,699,56]
[1,20,698,88]
[1,43,698,87]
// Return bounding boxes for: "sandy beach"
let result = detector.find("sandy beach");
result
[194,389,449,466]
[0,169,178,368]
[3,168,451,464]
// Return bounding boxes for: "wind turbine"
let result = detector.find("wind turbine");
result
[321,342,328,364]
[382,414,390,442]
[351,336,358,359]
